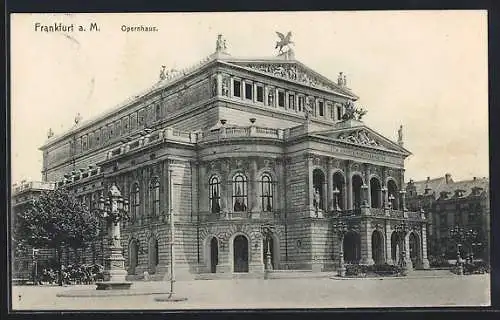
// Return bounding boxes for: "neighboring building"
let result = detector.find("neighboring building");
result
[11,181,55,279]
[406,174,490,262]
[17,35,430,280]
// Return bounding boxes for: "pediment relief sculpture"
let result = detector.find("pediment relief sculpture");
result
[246,63,342,93]
[338,130,382,148]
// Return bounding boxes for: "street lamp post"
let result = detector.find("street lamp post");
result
[394,222,409,274]
[95,183,132,290]
[449,226,465,275]
[155,168,187,302]
[332,221,348,277]
[261,224,275,271]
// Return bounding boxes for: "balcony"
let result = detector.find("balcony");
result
[197,125,284,143]
[200,210,281,222]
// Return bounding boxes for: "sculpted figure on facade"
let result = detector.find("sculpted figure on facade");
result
[221,77,229,96]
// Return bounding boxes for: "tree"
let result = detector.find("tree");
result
[14,187,100,285]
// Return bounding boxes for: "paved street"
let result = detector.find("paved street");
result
[11,274,490,310]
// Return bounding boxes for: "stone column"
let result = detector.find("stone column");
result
[216,73,223,96]
[359,220,374,265]
[277,158,286,212]
[400,190,407,211]
[230,77,234,97]
[264,86,269,106]
[198,163,208,214]
[421,223,430,269]
[275,88,280,108]
[221,160,230,214]
[242,80,246,100]
[385,223,393,265]
[306,154,315,216]
[253,83,258,103]
[327,159,334,212]
[404,232,413,270]
[346,161,353,210]
[191,161,199,219]
[250,158,260,215]
[365,165,371,207]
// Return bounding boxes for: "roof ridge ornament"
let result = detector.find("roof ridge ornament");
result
[398,125,404,147]
[275,31,295,60]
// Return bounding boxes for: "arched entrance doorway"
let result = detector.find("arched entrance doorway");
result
[372,230,385,265]
[370,177,382,208]
[210,237,218,273]
[409,232,421,269]
[391,232,403,264]
[352,175,364,210]
[343,231,361,264]
[233,235,249,272]
[128,239,139,275]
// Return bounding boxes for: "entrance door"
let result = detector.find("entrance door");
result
[233,235,249,272]
[210,237,218,273]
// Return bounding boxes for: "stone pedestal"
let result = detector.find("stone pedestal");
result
[311,262,322,273]
[96,246,132,290]
[249,262,265,273]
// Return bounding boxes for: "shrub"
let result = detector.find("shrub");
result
[368,263,404,276]
[429,255,454,268]
[345,264,367,277]
[463,261,490,275]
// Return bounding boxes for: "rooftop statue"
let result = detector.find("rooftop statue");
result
[275,31,294,54]
[159,65,166,81]
[74,113,82,125]
[47,128,54,139]
[341,101,367,121]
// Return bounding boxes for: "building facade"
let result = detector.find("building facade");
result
[406,174,490,262]
[20,35,430,279]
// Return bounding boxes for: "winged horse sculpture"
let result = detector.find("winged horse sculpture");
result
[275,31,294,54]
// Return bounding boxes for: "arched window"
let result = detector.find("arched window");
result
[131,183,140,220]
[232,173,248,212]
[260,173,273,212]
[150,178,160,216]
[209,176,221,214]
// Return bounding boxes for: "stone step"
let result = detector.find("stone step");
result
[195,272,264,280]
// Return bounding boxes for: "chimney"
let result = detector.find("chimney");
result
[426,177,430,182]
[473,177,477,181]
[445,173,452,184]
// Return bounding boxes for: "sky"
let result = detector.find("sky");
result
[10,11,488,184]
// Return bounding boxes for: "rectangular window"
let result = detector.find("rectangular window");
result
[131,113,137,130]
[155,104,161,120]
[122,117,129,133]
[245,83,252,100]
[88,132,94,149]
[95,130,101,145]
[318,101,324,117]
[298,96,304,112]
[233,79,241,97]
[288,94,295,109]
[336,105,342,120]
[108,124,114,139]
[115,121,121,137]
[82,135,88,151]
[278,91,285,107]
[138,109,145,126]
[256,86,264,102]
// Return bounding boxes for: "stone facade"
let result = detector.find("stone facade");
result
[14,37,430,280]
[406,174,490,262]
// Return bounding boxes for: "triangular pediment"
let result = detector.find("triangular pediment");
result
[312,122,411,156]
[220,58,358,99]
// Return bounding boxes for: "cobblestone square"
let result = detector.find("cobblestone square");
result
[11,275,490,310]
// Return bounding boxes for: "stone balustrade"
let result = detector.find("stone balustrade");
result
[12,181,56,195]
[199,210,281,222]
[198,125,284,143]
